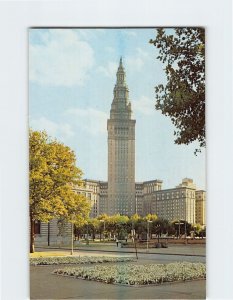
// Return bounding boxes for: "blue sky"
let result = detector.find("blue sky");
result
[29,28,206,190]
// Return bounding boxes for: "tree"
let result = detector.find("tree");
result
[150,28,205,153]
[130,214,140,224]
[57,187,90,244]
[106,214,129,240]
[144,213,158,222]
[129,214,141,234]
[172,219,192,237]
[97,214,109,240]
[87,218,100,240]
[29,130,90,253]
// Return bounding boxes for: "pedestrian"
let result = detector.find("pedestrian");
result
[116,238,118,247]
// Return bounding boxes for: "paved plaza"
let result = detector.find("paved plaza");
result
[31,264,205,299]
[31,244,206,299]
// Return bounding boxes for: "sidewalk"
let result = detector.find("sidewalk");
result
[36,242,206,257]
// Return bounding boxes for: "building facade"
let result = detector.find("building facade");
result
[150,178,196,224]
[73,179,100,218]
[135,180,163,216]
[107,58,136,216]
[195,190,206,226]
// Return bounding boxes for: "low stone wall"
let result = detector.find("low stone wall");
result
[165,238,206,245]
[121,238,205,248]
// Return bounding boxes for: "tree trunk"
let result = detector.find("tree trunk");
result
[30,215,35,253]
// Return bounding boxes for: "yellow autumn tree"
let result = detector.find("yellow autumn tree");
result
[29,130,90,253]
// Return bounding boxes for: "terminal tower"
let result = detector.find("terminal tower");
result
[107,58,136,216]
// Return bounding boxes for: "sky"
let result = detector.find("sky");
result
[29,28,206,190]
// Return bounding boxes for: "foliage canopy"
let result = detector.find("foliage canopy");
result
[29,130,90,252]
[150,28,205,153]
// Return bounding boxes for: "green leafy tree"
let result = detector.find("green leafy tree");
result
[97,214,110,240]
[129,214,141,235]
[144,213,158,222]
[150,28,205,153]
[29,130,90,253]
[172,219,192,237]
[130,214,140,224]
[57,188,90,242]
[134,218,147,239]
[192,223,202,237]
[103,214,129,240]
[88,218,100,240]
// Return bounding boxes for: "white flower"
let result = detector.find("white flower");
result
[53,262,206,286]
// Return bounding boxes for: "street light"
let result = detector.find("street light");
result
[174,220,184,239]
[100,220,106,242]
[86,223,89,245]
[147,220,152,252]
[70,222,74,255]
[70,213,75,255]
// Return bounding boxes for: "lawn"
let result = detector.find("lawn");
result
[30,251,69,258]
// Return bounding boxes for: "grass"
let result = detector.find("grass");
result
[30,251,70,258]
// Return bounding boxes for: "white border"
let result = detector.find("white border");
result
[0,1,232,299]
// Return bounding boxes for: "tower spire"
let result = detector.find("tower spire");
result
[119,56,123,67]
[117,56,125,84]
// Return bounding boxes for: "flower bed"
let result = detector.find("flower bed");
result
[30,256,134,266]
[53,262,206,286]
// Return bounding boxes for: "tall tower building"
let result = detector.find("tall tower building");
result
[107,58,136,216]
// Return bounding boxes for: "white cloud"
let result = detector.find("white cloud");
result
[132,96,155,115]
[30,117,75,139]
[77,28,105,40]
[105,46,115,53]
[122,30,137,37]
[96,47,149,78]
[97,61,118,78]
[66,107,108,135]
[29,29,94,86]
[136,47,149,58]
[127,57,144,70]
[126,47,149,71]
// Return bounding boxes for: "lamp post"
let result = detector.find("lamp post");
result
[174,220,184,239]
[100,220,106,242]
[184,221,187,238]
[156,225,160,243]
[86,222,89,245]
[70,213,75,255]
[70,222,74,255]
[147,220,152,252]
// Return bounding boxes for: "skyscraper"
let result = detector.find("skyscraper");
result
[107,58,136,215]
